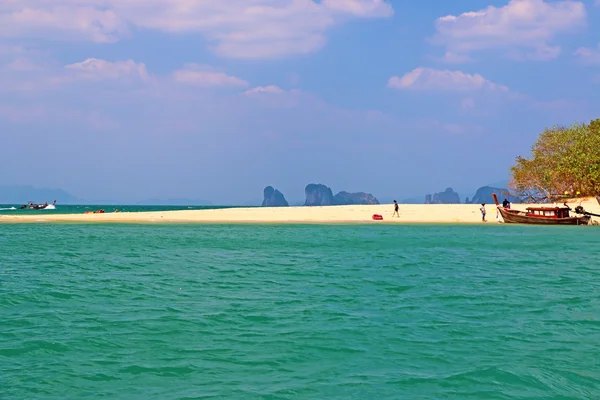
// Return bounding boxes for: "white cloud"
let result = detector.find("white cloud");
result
[387,68,508,92]
[172,64,248,87]
[65,58,150,81]
[322,0,393,17]
[0,6,127,43]
[574,43,600,65]
[0,57,253,93]
[433,0,586,61]
[244,85,286,95]
[0,0,393,59]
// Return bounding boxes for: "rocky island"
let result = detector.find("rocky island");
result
[304,183,379,206]
[261,186,289,207]
[425,188,460,204]
[333,191,379,205]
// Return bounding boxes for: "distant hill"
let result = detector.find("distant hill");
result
[465,186,522,204]
[0,185,80,204]
[425,187,461,204]
[137,198,213,206]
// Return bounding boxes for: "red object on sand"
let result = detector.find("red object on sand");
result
[372,214,383,220]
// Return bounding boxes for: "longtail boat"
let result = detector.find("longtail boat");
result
[492,193,590,225]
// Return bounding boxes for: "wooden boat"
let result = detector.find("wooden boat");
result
[492,193,590,225]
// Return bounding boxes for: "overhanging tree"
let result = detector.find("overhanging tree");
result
[510,118,600,202]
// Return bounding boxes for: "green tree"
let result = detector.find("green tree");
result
[510,118,600,202]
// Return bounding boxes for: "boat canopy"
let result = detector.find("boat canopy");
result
[525,206,570,218]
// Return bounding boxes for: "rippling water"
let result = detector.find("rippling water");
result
[0,204,238,215]
[1,223,599,399]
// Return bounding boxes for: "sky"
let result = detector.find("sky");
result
[1,0,599,204]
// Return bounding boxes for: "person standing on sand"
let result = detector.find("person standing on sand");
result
[393,200,399,217]
[480,203,486,222]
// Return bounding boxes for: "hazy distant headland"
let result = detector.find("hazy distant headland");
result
[136,198,213,206]
[0,185,81,204]
[0,185,213,206]
[1,181,519,207]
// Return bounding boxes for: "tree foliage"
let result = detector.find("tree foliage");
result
[510,118,600,202]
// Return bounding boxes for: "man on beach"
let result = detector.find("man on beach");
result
[393,200,399,217]
[480,203,486,222]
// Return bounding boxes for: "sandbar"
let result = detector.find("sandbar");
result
[1,197,599,225]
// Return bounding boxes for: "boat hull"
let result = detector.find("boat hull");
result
[498,208,590,225]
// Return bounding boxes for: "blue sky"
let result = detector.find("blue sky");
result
[1,0,599,204]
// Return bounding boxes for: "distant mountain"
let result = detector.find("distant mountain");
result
[136,198,213,206]
[0,185,80,204]
[465,186,522,204]
[425,187,461,204]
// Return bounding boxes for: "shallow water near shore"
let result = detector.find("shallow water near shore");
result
[0,204,238,215]
[1,223,599,399]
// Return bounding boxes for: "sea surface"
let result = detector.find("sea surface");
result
[0,204,238,215]
[1,223,599,399]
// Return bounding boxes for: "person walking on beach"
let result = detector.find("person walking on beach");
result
[393,200,399,217]
[480,203,486,222]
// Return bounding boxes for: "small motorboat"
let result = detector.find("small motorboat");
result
[19,200,56,210]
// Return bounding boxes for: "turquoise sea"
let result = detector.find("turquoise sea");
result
[0,204,237,215]
[1,223,599,399]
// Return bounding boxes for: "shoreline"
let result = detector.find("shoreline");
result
[1,198,598,225]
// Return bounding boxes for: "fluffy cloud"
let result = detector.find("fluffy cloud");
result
[387,68,508,92]
[65,58,150,82]
[172,64,248,87]
[0,55,253,94]
[574,43,600,65]
[0,5,127,43]
[243,85,286,95]
[432,0,586,61]
[321,0,393,17]
[0,0,393,59]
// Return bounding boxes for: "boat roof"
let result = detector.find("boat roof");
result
[525,206,569,211]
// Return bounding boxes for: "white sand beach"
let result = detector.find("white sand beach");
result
[1,197,599,224]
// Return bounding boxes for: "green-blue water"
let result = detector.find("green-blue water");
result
[0,204,238,215]
[1,223,599,399]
